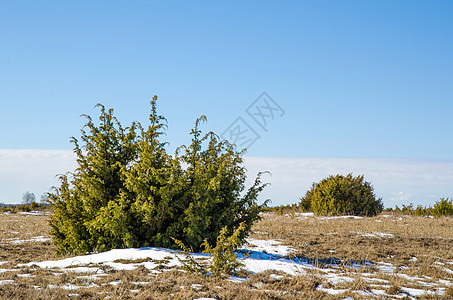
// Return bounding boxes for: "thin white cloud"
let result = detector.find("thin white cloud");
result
[390,192,414,202]
[0,149,77,203]
[243,156,453,208]
[1,150,452,208]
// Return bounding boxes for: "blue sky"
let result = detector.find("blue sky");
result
[0,1,452,205]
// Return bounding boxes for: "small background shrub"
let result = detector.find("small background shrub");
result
[388,198,453,217]
[432,197,453,216]
[300,173,383,216]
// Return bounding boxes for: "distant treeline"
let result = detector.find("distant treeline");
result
[266,197,453,217]
[0,202,49,213]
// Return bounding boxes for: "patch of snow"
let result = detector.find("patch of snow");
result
[439,279,452,286]
[191,284,203,289]
[355,290,375,297]
[295,212,315,217]
[416,280,437,287]
[109,280,121,286]
[17,274,35,278]
[269,274,284,280]
[409,257,418,262]
[61,267,102,273]
[355,232,394,238]
[362,277,390,284]
[48,283,80,290]
[369,284,391,289]
[131,281,151,285]
[0,268,19,273]
[242,239,295,256]
[228,276,247,283]
[18,211,44,215]
[0,280,14,285]
[20,247,182,271]
[396,273,424,281]
[243,258,306,276]
[77,274,108,280]
[317,285,347,295]
[371,289,388,296]
[324,273,354,285]
[401,287,434,297]
[318,215,363,220]
[8,235,51,245]
[376,262,395,273]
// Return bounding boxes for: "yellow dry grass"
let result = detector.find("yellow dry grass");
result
[0,210,451,299]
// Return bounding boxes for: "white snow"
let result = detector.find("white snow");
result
[5,235,51,245]
[61,267,102,273]
[375,262,396,273]
[15,237,451,299]
[402,287,435,297]
[20,247,182,271]
[318,215,363,220]
[243,238,295,256]
[16,274,35,278]
[109,280,121,286]
[18,211,46,216]
[355,232,394,238]
[242,258,305,276]
[0,268,19,273]
[317,285,347,295]
[439,279,453,286]
[294,212,315,217]
[49,283,81,290]
[191,283,203,289]
[323,273,354,285]
[269,274,284,280]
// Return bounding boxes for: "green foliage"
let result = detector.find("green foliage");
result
[300,173,383,216]
[201,222,246,275]
[0,202,48,214]
[171,238,207,275]
[415,204,429,216]
[432,198,453,217]
[173,223,246,276]
[48,96,268,255]
[389,199,453,217]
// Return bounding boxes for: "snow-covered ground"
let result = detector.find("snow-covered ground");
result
[17,238,451,299]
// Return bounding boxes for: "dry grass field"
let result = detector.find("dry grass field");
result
[0,210,452,299]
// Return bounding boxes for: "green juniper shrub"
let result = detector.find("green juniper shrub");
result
[300,173,383,216]
[415,204,429,216]
[432,197,453,217]
[172,222,247,276]
[48,96,268,255]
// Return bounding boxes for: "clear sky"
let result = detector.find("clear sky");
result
[0,1,452,205]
